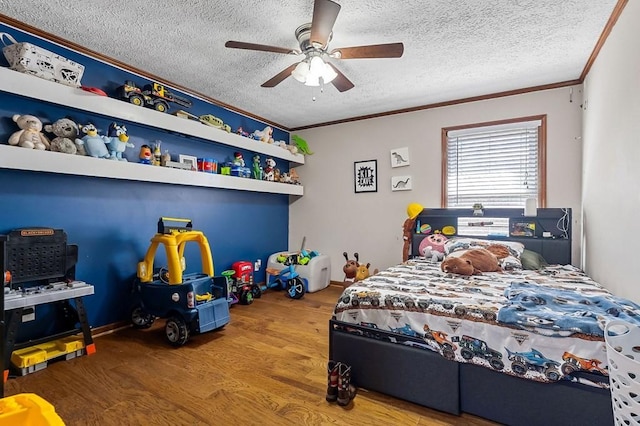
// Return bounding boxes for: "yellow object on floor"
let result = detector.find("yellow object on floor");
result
[11,337,85,376]
[0,393,65,425]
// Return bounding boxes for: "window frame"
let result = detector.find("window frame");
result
[441,114,547,208]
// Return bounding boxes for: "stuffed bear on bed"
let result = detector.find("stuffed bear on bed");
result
[441,248,502,275]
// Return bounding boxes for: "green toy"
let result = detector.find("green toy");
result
[292,134,314,155]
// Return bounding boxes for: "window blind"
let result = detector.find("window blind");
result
[446,121,540,208]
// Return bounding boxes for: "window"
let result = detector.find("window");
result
[442,115,546,208]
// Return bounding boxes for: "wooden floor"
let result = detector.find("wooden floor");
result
[4,284,497,425]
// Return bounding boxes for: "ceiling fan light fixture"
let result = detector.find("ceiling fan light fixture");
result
[321,62,337,83]
[292,61,310,83]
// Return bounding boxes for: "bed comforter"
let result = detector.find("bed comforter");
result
[332,258,640,388]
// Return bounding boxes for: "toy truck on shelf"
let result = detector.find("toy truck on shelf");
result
[118,80,193,113]
[129,217,230,346]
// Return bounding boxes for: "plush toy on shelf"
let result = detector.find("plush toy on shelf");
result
[253,126,274,144]
[105,122,134,161]
[44,117,83,155]
[76,123,110,159]
[8,114,50,150]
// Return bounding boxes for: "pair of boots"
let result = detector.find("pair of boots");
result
[326,360,357,406]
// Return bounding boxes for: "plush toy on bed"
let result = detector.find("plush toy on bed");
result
[418,233,448,262]
[441,248,502,276]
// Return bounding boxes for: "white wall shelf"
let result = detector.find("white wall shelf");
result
[0,145,304,196]
[0,67,305,166]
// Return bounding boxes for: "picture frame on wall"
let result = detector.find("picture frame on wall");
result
[390,147,410,168]
[179,154,198,171]
[354,160,378,193]
[391,175,412,191]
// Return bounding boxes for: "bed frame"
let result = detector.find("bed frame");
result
[329,207,614,425]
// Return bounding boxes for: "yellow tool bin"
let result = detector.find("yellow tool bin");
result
[11,337,85,376]
[0,393,65,425]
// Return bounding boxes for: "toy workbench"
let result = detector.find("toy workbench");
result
[0,228,95,397]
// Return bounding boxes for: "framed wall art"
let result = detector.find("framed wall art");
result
[391,175,412,191]
[390,147,410,168]
[354,160,377,193]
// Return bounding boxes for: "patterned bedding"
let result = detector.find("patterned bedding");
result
[332,258,640,388]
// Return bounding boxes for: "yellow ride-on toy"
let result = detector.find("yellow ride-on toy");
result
[130,217,230,346]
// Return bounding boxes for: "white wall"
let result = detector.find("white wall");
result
[290,86,583,282]
[582,0,640,301]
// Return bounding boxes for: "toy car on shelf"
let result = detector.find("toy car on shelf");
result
[118,80,193,113]
[129,217,230,346]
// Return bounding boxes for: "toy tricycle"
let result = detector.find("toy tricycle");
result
[129,217,230,346]
[266,262,307,299]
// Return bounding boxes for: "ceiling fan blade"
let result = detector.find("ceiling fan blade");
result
[327,63,354,92]
[330,42,405,59]
[261,63,299,88]
[310,0,341,48]
[225,41,298,55]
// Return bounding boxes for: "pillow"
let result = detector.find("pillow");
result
[444,237,525,270]
[520,249,549,270]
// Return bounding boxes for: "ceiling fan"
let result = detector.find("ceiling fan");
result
[224,0,404,92]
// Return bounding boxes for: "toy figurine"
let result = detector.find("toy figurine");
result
[233,152,245,167]
[263,158,276,181]
[292,134,314,155]
[236,127,250,138]
[252,154,262,180]
[161,150,171,166]
[105,122,134,161]
[152,141,162,166]
[76,123,110,158]
[139,145,152,164]
[253,126,274,143]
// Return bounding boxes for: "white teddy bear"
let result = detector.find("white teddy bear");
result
[8,114,50,150]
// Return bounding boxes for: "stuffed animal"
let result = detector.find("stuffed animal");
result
[418,234,448,262]
[253,126,274,144]
[8,114,50,150]
[342,252,358,288]
[105,122,134,161]
[441,249,502,276]
[76,123,110,159]
[44,118,83,155]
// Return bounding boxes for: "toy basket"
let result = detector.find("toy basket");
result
[1,32,84,87]
[605,320,640,425]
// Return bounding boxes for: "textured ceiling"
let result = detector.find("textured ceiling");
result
[0,0,619,129]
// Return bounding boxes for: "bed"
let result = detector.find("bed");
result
[329,208,634,425]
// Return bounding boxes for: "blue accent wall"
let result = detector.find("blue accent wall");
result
[0,21,292,335]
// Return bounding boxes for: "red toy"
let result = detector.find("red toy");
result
[231,261,261,304]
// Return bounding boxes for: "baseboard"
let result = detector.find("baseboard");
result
[91,321,130,338]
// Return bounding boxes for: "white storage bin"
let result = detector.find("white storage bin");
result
[605,320,640,425]
[267,251,331,293]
